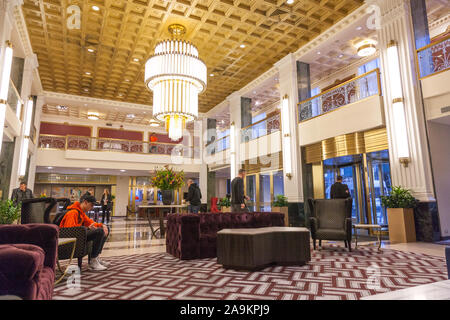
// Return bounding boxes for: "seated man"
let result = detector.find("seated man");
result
[59,193,110,271]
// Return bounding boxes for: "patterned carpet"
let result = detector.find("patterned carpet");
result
[53,246,448,300]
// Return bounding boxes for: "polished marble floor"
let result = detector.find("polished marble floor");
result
[101,217,449,258]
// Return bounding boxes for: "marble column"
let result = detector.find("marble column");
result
[9,54,38,195]
[275,54,306,226]
[227,92,242,179]
[373,0,440,241]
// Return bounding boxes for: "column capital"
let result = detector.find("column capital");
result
[274,53,296,71]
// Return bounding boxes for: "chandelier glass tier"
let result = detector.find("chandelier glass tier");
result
[145,25,207,141]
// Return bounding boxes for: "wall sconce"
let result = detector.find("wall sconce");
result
[281,95,292,179]
[19,97,34,177]
[0,41,13,155]
[230,121,236,178]
[386,40,410,168]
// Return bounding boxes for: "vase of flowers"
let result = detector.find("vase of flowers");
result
[152,166,185,205]
[218,196,231,212]
[381,186,418,244]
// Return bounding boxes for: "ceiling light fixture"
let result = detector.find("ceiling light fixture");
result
[145,24,207,141]
[86,168,91,171]
[87,112,99,120]
[92,5,100,11]
[126,114,135,119]
[356,26,363,31]
[120,169,126,172]
[210,73,214,77]
[85,72,91,75]
[47,167,53,169]
[133,58,139,62]
[287,0,294,4]
[148,119,160,127]
[87,48,94,53]
[240,44,246,48]
[57,105,68,111]
[355,39,378,57]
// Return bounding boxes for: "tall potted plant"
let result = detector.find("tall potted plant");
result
[0,200,21,224]
[381,186,418,244]
[272,195,289,226]
[152,166,185,205]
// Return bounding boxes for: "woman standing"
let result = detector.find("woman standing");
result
[101,189,113,224]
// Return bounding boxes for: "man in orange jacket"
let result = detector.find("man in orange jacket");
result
[60,193,110,271]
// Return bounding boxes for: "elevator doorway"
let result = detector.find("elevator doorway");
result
[322,150,392,227]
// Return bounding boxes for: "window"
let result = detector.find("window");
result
[252,112,266,139]
[358,58,381,98]
[310,87,321,117]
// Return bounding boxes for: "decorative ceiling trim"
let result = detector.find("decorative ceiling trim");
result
[43,91,153,111]
[294,3,370,60]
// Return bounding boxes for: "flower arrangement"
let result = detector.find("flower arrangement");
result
[218,197,231,208]
[151,165,185,190]
[40,193,47,198]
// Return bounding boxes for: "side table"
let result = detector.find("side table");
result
[55,237,77,284]
[353,224,382,251]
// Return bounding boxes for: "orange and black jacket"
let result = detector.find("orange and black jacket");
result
[59,201,103,228]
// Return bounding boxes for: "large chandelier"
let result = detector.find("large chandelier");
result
[145,24,207,141]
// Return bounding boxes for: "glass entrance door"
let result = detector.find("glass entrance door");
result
[323,155,366,224]
[246,175,257,212]
[366,150,392,226]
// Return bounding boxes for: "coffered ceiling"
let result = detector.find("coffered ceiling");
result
[23,0,364,113]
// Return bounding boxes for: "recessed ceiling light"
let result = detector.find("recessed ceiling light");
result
[87,112,99,120]
[317,51,321,55]
[57,105,68,111]
[286,0,294,4]
[126,114,135,118]
[133,58,139,62]
[84,88,89,92]
[120,169,126,172]
[339,54,344,58]
[86,168,91,171]
[87,48,94,53]
[240,44,246,48]
[85,72,91,75]
[356,26,363,30]
[210,73,214,77]
[92,5,100,11]
[47,166,53,169]
[125,79,130,82]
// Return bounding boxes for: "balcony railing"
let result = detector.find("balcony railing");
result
[38,134,196,158]
[241,113,281,143]
[416,35,450,79]
[206,135,230,155]
[298,68,381,122]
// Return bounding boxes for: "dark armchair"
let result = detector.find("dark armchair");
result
[0,224,59,300]
[308,198,353,251]
[20,197,92,271]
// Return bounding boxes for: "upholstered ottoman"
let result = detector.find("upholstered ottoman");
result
[217,227,310,270]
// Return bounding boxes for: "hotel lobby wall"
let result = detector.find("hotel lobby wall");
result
[115,175,129,217]
[427,121,450,238]
[298,95,385,147]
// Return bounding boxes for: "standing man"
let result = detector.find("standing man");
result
[186,179,201,213]
[231,169,250,212]
[100,189,112,224]
[11,181,34,206]
[330,175,351,199]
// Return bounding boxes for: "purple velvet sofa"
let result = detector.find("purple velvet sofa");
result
[0,224,59,300]
[166,212,285,260]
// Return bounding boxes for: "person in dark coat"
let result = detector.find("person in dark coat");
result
[100,189,113,224]
[186,179,202,213]
[11,181,33,206]
[231,169,249,212]
[330,175,351,199]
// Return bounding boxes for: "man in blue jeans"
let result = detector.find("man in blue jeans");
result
[186,179,202,213]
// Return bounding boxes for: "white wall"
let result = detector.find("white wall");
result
[215,178,228,199]
[427,121,450,238]
[114,175,129,217]
[298,95,385,146]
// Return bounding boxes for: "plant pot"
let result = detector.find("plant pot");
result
[161,190,174,205]
[387,208,416,244]
[221,207,231,213]
[272,206,289,227]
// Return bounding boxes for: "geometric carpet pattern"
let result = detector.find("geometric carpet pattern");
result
[53,246,448,300]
